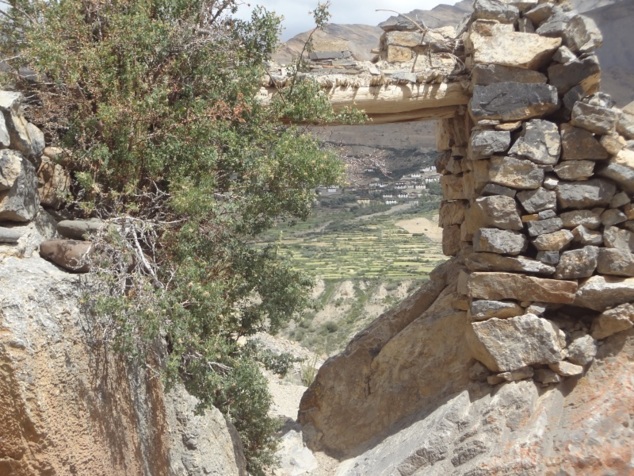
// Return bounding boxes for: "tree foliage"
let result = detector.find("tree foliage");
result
[0,0,353,472]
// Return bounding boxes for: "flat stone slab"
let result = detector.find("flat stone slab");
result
[468,272,578,303]
[0,226,23,243]
[57,219,105,240]
[556,178,617,209]
[470,82,559,122]
[466,252,556,275]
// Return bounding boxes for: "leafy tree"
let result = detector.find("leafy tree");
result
[0,0,358,472]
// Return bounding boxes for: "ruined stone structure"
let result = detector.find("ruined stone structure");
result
[298,0,634,472]
[2,0,634,474]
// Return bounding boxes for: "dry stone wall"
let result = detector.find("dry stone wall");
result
[299,0,634,460]
[435,0,634,383]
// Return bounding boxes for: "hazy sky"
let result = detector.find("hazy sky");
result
[235,1,460,40]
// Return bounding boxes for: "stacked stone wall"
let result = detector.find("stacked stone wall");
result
[434,0,634,383]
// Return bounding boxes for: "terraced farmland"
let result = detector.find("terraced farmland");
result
[261,206,445,281]
[258,203,446,354]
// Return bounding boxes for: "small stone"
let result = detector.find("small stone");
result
[600,133,627,156]
[548,361,584,377]
[537,251,560,265]
[618,103,634,140]
[442,225,461,257]
[473,228,528,255]
[597,148,634,194]
[488,366,534,385]
[543,175,559,190]
[57,219,106,240]
[554,246,599,280]
[471,64,547,87]
[597,248,634,277]
[572,225,603,246]
[574,275,634,312]
[610,192,631,209]
[524,3,554,25]
[591,303,634,340]
[481,183,517,198]
[554,160,595,181]
[440,174,467,200]
[566,334,597,366]
[516,187,556,214]
[525,302,547,316]
[560,123,609,161]
[37,157,70,209]
[556,178,617,209]
[0,226,23,243]
[552,45,577,64]
[466,252,556,275]
[0,154,38,222]
[473,0,519,23]
[571,101,619,135]
[469,361,491,382]
[470,195,523,230]
[533,229,574,251]
[39,239,92,273]
[526,217,564,237]
[0,149,23,191]
[495,121,523,132]
[601,209,627,227]
[439,201,468,227]
[560,209,602,229]
[538,209,557,220]
[469,130,511,160]
[534,368,561,385]
[563,15,602,54]
[468,314,566,372]
[536,8,572,37]
[470,299,524,320]
[603,226,634,252]
[508,119,561,166]
[489,155,544,190]
[547,55,601,96]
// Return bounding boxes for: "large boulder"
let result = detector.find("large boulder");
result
[299,260,472,457]
[0,257,246,476]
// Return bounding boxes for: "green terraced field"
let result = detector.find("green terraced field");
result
[260,205,445,281]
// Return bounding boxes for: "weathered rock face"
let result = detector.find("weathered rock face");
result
[0,93,245,476]
[0,257,246,476]
[299,260,472,456]
[336,329,634,475]
[299,0,634,467]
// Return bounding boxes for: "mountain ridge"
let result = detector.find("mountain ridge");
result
[274,0,633,105]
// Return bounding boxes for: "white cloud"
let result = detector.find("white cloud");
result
[236,0,459,39]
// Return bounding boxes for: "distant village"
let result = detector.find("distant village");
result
[317,165,441,206]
